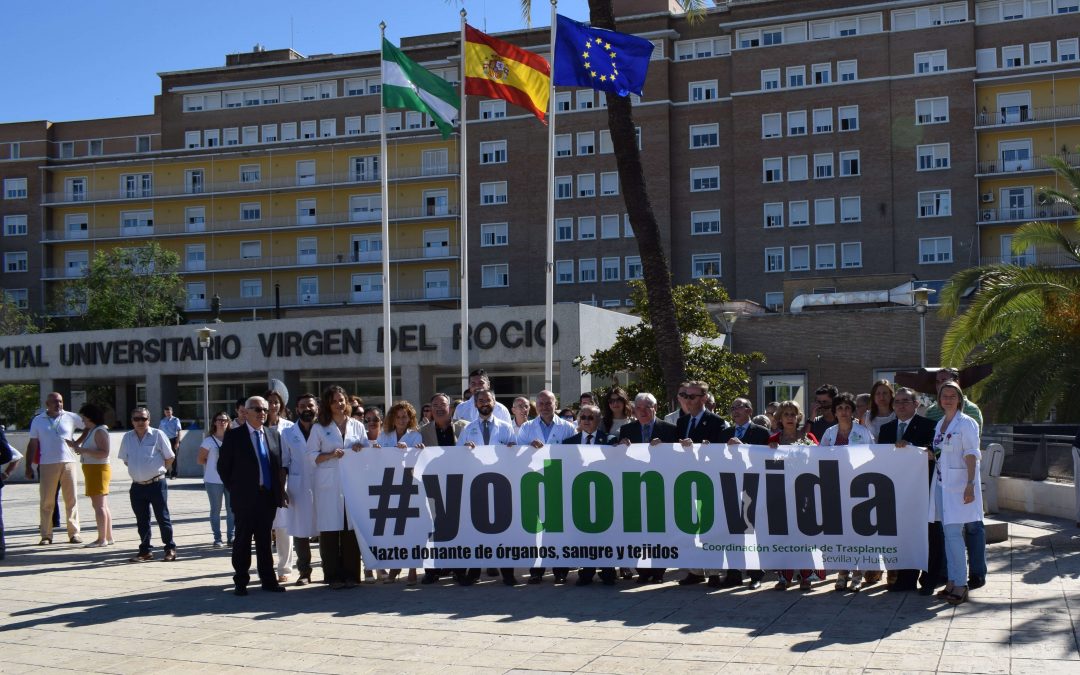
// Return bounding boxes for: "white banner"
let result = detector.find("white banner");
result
[340,443,928,570]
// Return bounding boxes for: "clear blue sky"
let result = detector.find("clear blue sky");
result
[1,0,590,123]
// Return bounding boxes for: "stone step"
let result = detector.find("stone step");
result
[985,518,1009,544]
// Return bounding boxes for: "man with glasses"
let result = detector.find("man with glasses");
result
[566,404,618,585]
[118,406,177,562]
[878,386,937,592]
[675,381,728,445]
[26,392,84,545]
[420,393,471,585]
[218,396,287,596]
[809,384,840,441]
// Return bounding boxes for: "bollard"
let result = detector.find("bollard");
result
[1029,435,1049,482]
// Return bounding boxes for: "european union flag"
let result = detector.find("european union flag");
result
[553,14,654,98]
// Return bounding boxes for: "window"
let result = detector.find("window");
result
[814,153,834,179]
[69,177,89,202]
[839,151,860,176]
[223,128,239,146]
[579,258,597,282]
[352,155,379,181]
[9,142,20,159]
[556,260,574,283]
[555,176,572,200]
[64,214,88,239]
[602,257,621,281]
[689,80,718,102]
[787,110,807,136]
[299,120,316,139]
[692,210,721,235]
[4,252,28,272]
[601,214,621,238]
[203,129,219,147]
[136,135,151,153]
[1059,38,1079,62]
[120,209,153,232]
[241,279,262,298]
[349,196,381,222]
[837,60,858,81]
[184,169,204,194]
[812,63,831,84]
[121,173,152,198]
[576,90,594,109]
[765,247,784,272]
[1030,42,1051,65]
[351,274,383,302]
[764,203,784,228]
[577,174,596,198]
[692,253,722,278]
[1059,0,1080,13]
[919,237,953,263]
[788,155,808,181]
[482,264,509,288]
[1000,139,1033,171]
[296,198,316,225]
[918,190,951,217]
[554,92,571,112]
[479,100,506,119]
[1002,45,1024,68]
[88,139,103,156]
[480,140,507,164]
[480,182,507,205]
[916,97,949,124]
[625,256,642,280]
[345,117,362,136]
[624,213,634,237]
[915,50,947,73]
[184,131,201,149]
[841,242,862,268]
[60,141,74,158]
[296,160,316,186]
[838,105,859,131]
[816,244,836,270]
[814,198,836,224]
[405,111,423,130]
[762,114,782,139]
[240,241,262,260]
[240,203,262,221]
[281,123,297,141]
[789,201,809,226]
[4,289,28,309]
[917,143,951,170]
[185,244,206,271]
[691,167,720,191]
[840,196,862,222]
[240,164,261,184]
[555,134,572,157]
[786,66,805,88]
[185,207,205,232]
[690,124,719,148]
[600,172,619,196]
[577,132,595,155]
[556,218,573,241]
[320,119,337,137]
[765,292,784,312]
[242,126,258,145]
[599,130,613,154]
[763,157,783,183]
[761,69,781,90]
[4,215,28,236]
[296,238,317,264]
[5,178,27,199]
[813,108,833,134]
[481,222,508,247]
[578,216,596,240]
[790,246,810,271]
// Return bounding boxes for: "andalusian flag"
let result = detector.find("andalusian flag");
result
[381,38,459,138]
[464,25,551,123]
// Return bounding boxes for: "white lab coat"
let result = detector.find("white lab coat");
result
[516,416,577,446]
[458,416,517,446]
[930,412,983,525]
[306,418,367,532]
[818,422,876,446]
[270,418,295,529]
[452,397,513,423]
[281,422,318,538]
[375,428,423,448]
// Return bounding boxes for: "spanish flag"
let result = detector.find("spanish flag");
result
[464,24,551,123]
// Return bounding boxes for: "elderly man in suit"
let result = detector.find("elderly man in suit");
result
[675,381,728,443]
[568,404,619,585]
[218,395,287,596]
[419,392,473,585]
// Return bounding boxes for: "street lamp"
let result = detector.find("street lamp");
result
[912,287,935,368]
[196,327,217,433]
[720,311,738,352]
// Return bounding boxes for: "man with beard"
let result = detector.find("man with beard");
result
[281,394,319,586]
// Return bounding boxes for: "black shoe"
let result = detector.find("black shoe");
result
[421,573,438,585]
[707,575,724,588]
[968,576,986,589]
[749,579,762,590]
[234,586,248,596]
[575,576,593,586]
[261,584,286,593]
[528,575,543,585]
[720,574,743,588]
[487,568,499,577]
[679,573,705,586]
[502,575,518,586]
[635,575,650,584]
[918,585,935,596]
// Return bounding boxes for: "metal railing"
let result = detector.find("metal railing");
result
[976,152,1080,174]
[977,202,1077,223]
[194,286,462,311]
[982,430,1077,482]
[979,251,1080,268]
[976,103,1080,127]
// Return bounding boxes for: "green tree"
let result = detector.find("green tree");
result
[0,383,41,430]
[940,154,1080,422]
[0,297,41,335]
[61,242,186,330]
[579,279,762,415]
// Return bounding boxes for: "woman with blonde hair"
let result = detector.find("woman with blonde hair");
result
[768,400,822,589]
[375,401,423,585]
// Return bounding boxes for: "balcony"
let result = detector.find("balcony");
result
[978,202,1077,224]
[41,206,460,242]
[40,164,458,205]
[194,286,462,311]
[976,103,1080,127]
[976,152,1080,175]
[979,251,1079,268]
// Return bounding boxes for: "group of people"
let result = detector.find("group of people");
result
[3,366,987,606]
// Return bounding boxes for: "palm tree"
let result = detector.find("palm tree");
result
[939,154,1080,422]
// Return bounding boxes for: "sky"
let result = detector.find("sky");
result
[1,0,590,123]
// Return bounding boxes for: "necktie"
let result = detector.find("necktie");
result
[736,425,746,440]
[586,434,593,445]
[898,421,908,440]
[643,424,652,441]
[255,430,271,490]
[686,417,697,437]
[481,419,491,445]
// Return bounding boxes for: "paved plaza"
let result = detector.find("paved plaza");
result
[1,476,1078,674]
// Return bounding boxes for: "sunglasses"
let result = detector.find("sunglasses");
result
[247,407,268,413]
[131,417,149,422]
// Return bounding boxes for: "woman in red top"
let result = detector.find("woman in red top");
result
[767,400,822,591]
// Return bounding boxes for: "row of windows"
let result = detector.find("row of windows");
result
[760,60,858,91]
[765,242,864,273]
[554,173,620,199]
[674,37,731,61]
[891,3,969,30]
[762,107,859,138]
[182,111,441,149]
[737,13,883,49]
[975,38,1079,72]
[762,197,862,228]
[4,178,27,199]
[555,214,634,241]
[46,136,153,160]
[555,256,645,284]
[762,151,861,182]
[976,0,1079,24]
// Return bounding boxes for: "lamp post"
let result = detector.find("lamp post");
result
[720,311,738,352]
[196,327,217,432]
[912,287,934,368]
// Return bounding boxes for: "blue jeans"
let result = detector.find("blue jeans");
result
[964,520,986,578]
[205,482,234,544]
[129,479,175,555]
[943,522,967,586]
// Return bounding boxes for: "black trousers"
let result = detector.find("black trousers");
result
[294,537,313,579]
[231,489,277,589]
[319,528,359,584]
[578,567,616,583]
[530,566,571,580]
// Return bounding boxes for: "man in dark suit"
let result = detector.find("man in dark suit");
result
[877,386,939,593]
[568,404,618,585]
[419,393,472,585]
[675,381,729,444]
[218,395,287,596]
[619,392,678,583]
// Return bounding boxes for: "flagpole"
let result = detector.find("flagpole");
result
[459,9,470,398]
[379,22,394,408]
[544,0,557,391]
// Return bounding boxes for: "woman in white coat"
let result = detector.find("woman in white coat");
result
[307,385,367,589]
[374,400,424,585]
[929,381,982,605]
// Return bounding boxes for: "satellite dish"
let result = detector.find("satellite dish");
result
[268,378,289,407]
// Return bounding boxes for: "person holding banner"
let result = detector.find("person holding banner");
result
[568,404,619,586]
[308,386,367,590]
[929,381,983,606]
[768,400,823,590]
[510,397,533,436]
[453,369,512,424]
[281,394,319,586]
[375,401,424,585]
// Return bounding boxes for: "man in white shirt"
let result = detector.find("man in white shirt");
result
[159,406,183,478]
[26,392,83,545]
[117,406,177,562]
[458,389,517,447]
[452,369,512,424]
[517,390,576,448]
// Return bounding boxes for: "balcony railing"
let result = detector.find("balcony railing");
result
[979,251,1080,268]
[40,164,458,205]
[976,152,1080,175]
[195,286,462,311]
[978,202,1077,223]
[976,103,1080,127]
[41,206,460,242]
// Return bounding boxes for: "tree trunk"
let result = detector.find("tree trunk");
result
[589,0,686,405]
